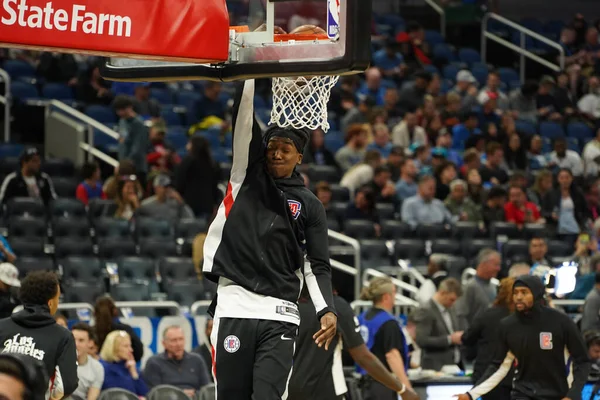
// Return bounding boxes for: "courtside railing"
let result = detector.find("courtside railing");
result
[362,268,420,306]
[481,13,565,83]
[0,69,11,142]
[45,100,119,167]
[328,229,361,300]
[423,0,446,38]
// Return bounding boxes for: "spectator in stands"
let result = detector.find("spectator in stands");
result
[430,147,448,173]
[548,138,584,177]
[412,143,432,175]
[504,185,544,227]
[71,323,104,400]
[452,112,481,151]
[314,182,333,215]
[146,119,180,180]
[99,330,148,397]
[396,22,431,69]
[358,67,386,106]
[195,82,227,123]
[559,26,585,67]
[583,27,600,73]
[480,122,504,149]
[527,135,549,170]
[94,297,143,363]
[76,61,114,106]
[0,263,20,319]
[479,142,509,185]
[585,180,600,220]
[450,71,479,112]
[143,325,210,397]
[440,93,462,131]
[581,270,600,332]
[537,76,563,122]
[335,124,369,171]
[37,52,78,85]
[114,95,149,184]
[368,123,393,159]
[554,72,577,117]
[340,95,375,134]
[114,176,140,221]
[373,39,407,83]
[132,83,160,119]
[103,160,144,201]
[395,159,418,202]
[509,81,539,123]
[75,161,106,206]
[509,263,531,277]
[384,88,403,124]
[193,319,213,380]
[401,175,454,227]
[466,168,485,204]
[54,314,68,329]
[0,147,56,207]
[477,93,502,128]
[456,249,501,329]
[346,186,381,236]
[138,174,194,221]
[89,334,100,361]
[571,235,600,281]
[303,128,338,168]
[482,186,507,227]
[477,71,509,111]
[461,277,515,400]
[527,169,553,207]
[584,128,600,177]
[392,112,427,148]
[584,331,600,363]
[444,179,482,224]
[527,237,550,266]
[503,133,528,171]
[460,148,481,178]
[435,132,462,167]
[386,146,405,182]
[340,150,382,195]
[416,255,448,305]
[0,235,16,264]
[368,166,397,205]
[542,169,588,244]
[413,278,463,371]
[398,71,432,112]
[174,136,222,218]
[578,75,600,124]
[434,161,457,201]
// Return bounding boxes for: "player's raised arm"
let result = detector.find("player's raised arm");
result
[229,80,264,183]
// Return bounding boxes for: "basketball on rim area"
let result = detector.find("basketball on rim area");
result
[290,25,327,36]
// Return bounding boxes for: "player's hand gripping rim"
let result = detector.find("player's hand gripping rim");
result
[313,312,337,350]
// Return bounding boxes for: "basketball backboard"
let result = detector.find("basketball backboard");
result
[99,0,372,82]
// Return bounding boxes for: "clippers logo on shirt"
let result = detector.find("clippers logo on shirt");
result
[540,332,553,350]
[288,200,302,220]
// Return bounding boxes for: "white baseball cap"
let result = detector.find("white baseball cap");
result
[456,70,477,83]
[0,263,21,287]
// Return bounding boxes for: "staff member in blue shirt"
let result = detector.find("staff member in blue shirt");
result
[357,277,412,400]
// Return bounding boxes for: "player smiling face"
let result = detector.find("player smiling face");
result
[266,137,303,179]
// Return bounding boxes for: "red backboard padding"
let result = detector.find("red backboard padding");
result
[0,0,230,62]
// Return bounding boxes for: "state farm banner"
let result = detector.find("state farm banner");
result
[0,0,230,62]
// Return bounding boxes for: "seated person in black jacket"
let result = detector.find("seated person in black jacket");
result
[202,80,337,399]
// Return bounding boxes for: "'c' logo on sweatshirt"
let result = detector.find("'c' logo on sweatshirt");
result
[540,332,553,350]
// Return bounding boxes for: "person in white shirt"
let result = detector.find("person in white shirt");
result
[340,150,382,196]
[391,112,427,148]
[70,323,104,400]
[416,254,448,305]
[583,128,600,177]
[578,76,600,121]
[548,137,584,177]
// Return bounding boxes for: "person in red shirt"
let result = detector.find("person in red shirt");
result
[75,161,106,205]
[504,185,544,228]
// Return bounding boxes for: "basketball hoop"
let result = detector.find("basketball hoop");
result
[269,33,340,133]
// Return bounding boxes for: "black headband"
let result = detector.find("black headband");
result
[264,125,310,154]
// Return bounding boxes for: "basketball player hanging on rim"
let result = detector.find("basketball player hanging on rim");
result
[203,79,337,399]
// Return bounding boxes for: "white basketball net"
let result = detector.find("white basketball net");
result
[270,75,340,132]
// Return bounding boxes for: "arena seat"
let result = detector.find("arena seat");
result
[139,239,178,258]
[110,282,151,302]
[148,385,190,400]
[64,281,106,304]
[52,218,91,239]
[6,198,46,218]
[135,218,174,241]
[94,218,132,239]
[359,239,392,269]
[394,239,426,264]
[381,220,413,240]
[10,81,39,102]
[88,200,118,221]
[462,238,496,262]
[166,281,210,307]
[431,239,462,256]
[54,238,94,258]
[489,221,521,239]
[15,256,54,278]
[51,177,78,198]
[8,237,46,257]
[415,223,451,240]
[98,388,139,400]
[98,238,138,258]
[375,203,395,220]
[329,184,350,202]
[49,198,86,219]
[42,83,74,101]
[159,257,197,282]
[2,60,36,80]
[502,239,529,262]
[85,105,117,125]
[344,220,377,239]
[116,256,156,283]
[175,218,208,241]
[8,216,47,239]
[59,256,104,283]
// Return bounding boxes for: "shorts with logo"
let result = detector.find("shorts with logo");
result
[211,317,297,400]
